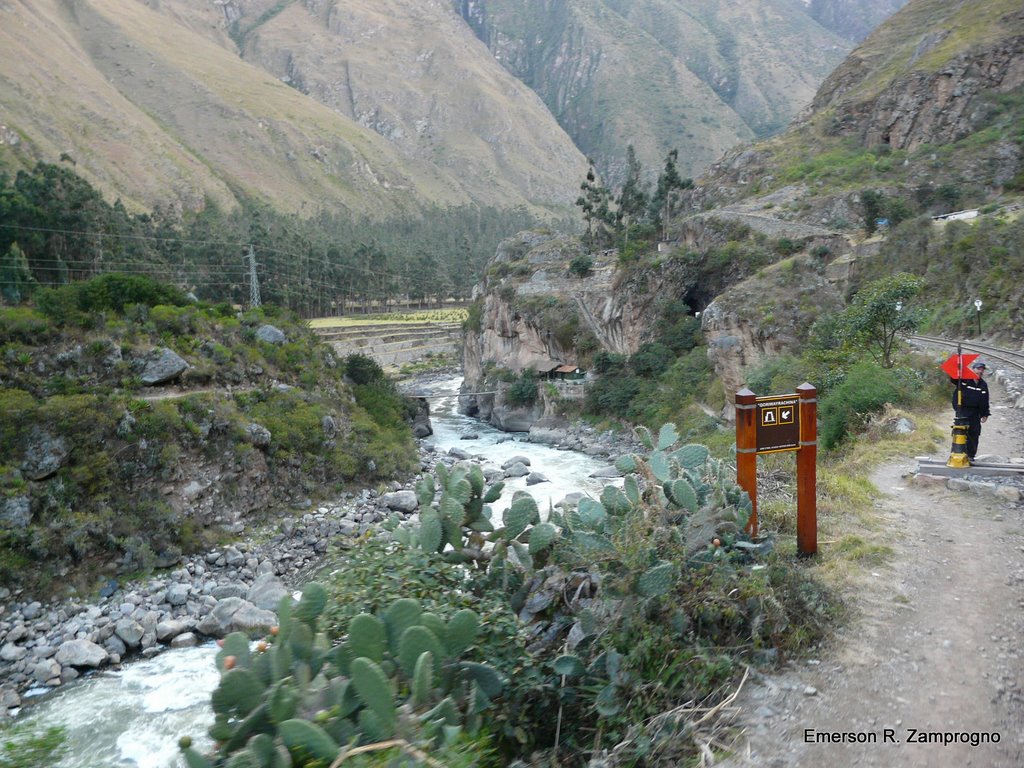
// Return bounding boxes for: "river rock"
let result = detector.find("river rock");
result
[255,325,287,345]
[502,456,532,469]
[504,462,531,478]
[195,598,276,638]
[0,643,27,662]
[140,347,189,385]
[526,472,549,486]
[247,573,289,612]
[0,686,20,710]
[381,490,418,513]
[589,465,623,478]
[212,584,249,600]
[55,639,108,668]
[114,618,145,647]
[32,658,61,684]
[223,546,245,567]
[170,632,198,649]
[166,583,190,606]
[156,620,191,643]
[448,447,472,460]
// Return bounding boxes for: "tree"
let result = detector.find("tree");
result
[0,242,37,304]
[615,145,648,251]
[834,273,924,368]
[649,149,692,241]
[575,162,613,248]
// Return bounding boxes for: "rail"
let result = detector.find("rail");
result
[909,335,1024,372]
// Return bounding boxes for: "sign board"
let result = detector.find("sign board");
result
[755,395,800,453]
[940,353,979,381]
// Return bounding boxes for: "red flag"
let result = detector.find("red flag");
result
[940,353,979,380]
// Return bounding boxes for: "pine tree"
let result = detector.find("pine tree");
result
[649,149,692,241]
[615,145,649,252]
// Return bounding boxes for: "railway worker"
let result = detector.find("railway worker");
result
[950,360,990,464]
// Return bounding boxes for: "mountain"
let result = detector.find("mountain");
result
[456,0,852,180]
[459,0,1024,426]
[0,0,587,218]
[804,0,909,43]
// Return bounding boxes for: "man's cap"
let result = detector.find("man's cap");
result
[972,360,987,369]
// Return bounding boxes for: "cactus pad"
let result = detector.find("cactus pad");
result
[637,561,676,598]
[350,657,397,731]
[347,613,386,663]
[528,521,558,555]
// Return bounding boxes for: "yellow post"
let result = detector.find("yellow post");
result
[946,416,971,468]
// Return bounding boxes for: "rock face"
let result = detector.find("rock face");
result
[810,18,1024,152]
[20,430,70,481]
[701,254,845,413]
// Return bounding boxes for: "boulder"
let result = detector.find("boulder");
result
[196,598,277,638]
[0,495,31,528]
[212,583,249,600]
[0,643,27,662]
[165,583,190,606]
[55,639,108,668]
[526,472,549,486]
[156,620,191,643]
[114,618,145,647]
[247,573,289,612]
[381,491,419,513]
[170,632,198,649]
[246,423,272,447]
[20,429,70,481]
[501,456,533,469]
[504,462,531,478]
[140,347,189,385]
[255,325,287,345]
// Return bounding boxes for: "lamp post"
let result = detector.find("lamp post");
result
[974,298,982,336]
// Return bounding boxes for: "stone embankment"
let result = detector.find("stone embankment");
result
[0,416,635,714]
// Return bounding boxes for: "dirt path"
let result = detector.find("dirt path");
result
[719,385,1024,767]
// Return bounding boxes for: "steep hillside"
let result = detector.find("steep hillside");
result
[460,0,1024,427]
[457,0,850,180]
[0,0,586,218]
[0,275,419,594]
[805,0,908,42]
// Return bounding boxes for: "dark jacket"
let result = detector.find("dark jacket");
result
[951,376,990,417]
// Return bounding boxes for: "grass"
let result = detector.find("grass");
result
[754,403,945,589]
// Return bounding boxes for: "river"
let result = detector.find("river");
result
[12,376,615,767]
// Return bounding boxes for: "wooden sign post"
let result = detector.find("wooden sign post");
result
[735,383,818,556]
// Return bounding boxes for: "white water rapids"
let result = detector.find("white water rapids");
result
[13,376,616,766]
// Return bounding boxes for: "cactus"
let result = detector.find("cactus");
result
[293,582,327,625]
[278,719,340,764]
[412,650,434,708]
[458,661,503,698]
[502,495,534,540]
[348,613,386,663]
[216,633,252,672]
[657,423,679,450]
[636,561,675,598]
[212,668,266,719]
[180,745,214,768]
[350,657,397,732]
[528,521,558,555]
[398,625,445,678]
[673,443,709,469]
[419,508,443,553]
[576,498,606,531]
[383,598,423,654]
[665,478,698,513]
[419,613,448,646]
[445,609,480,657]
[553,654,586,677]
[415,474,436,507]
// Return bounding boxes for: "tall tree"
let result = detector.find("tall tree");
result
[0,243,37,304]
[615,145,649,253]
[575,162,613,248]
[649,149,692,241]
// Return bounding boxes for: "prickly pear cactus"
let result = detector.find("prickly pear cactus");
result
[182,592,503,766]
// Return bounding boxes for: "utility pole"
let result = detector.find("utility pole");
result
[245,246,261,308]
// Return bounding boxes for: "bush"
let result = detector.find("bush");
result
[506,370,538,407]
[629,341,672,378]
[568,254,593,277]
[819,360,918,449]
[35,274,188,323]
[345,353,384,385]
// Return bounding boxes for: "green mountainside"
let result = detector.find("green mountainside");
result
[457,0,851,180]
[0,0,586,219]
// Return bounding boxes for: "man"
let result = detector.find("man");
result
[951,360,990,463]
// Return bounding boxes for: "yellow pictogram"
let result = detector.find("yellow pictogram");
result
[761,407,777,426]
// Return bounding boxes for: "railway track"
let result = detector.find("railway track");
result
[909,335,1024,372]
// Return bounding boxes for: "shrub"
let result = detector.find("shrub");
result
[345,353,384,385]
[629,341,673,378]
[0,307,51,344]
[568,254,593,277]
[35,274,188,323]
[819,360,918,449]
[506,370,538,407]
